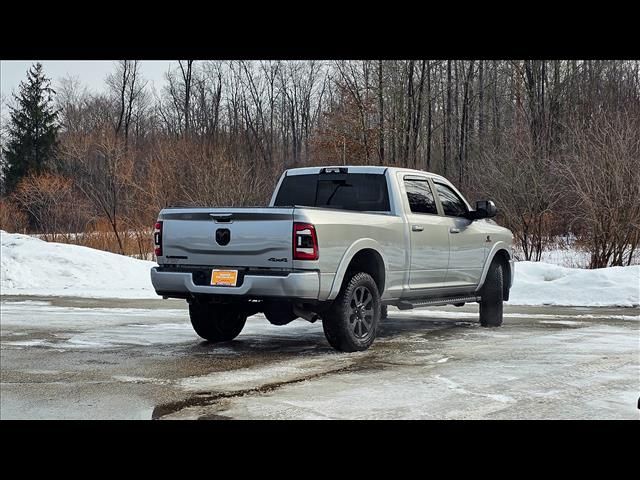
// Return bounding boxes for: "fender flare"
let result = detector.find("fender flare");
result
[327,238,387,301]
[475,241,512,293]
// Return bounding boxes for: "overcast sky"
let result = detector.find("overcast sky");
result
[1,60,173,100]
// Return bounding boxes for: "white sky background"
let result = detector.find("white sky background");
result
[1,60,173,100]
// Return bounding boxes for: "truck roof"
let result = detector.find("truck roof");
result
[285,165,448,183]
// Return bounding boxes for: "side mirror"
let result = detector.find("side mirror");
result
[472,200,497,219]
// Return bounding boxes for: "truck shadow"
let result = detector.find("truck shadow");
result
[182,315,478,356]
[378,316,478,339]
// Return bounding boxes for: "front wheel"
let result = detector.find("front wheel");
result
[322,272,381,352]
[189,303,247,342]
[479,261,504,327]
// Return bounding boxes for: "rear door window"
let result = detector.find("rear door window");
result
[404,179,438,215]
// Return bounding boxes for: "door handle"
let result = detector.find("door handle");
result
[449,227,460,234]
[411,224,424,232]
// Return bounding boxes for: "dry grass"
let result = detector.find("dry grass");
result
[44,219,154,259]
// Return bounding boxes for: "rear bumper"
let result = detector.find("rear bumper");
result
[150,267,320,300]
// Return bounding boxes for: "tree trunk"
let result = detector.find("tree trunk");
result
[444,60,452,176]
[179,60,194,135]
[425,60,432,171]
[478,59,484,152]
[412,60,427,169]
[378,60,384,164]
[403,60,415,166]
[459,61,474,186]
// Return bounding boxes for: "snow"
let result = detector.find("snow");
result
[1,230,639,307]
[179,355,358,393]
[0,300,185,331]
[163,320,639,420]
[2,297,637,419]
[1,230,157,299]
[509,261,640,307]
[514,239,640,268]
[535,247,591,268]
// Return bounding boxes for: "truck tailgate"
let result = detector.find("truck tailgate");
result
[159,208,294,269]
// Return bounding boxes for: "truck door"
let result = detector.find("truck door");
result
[433,181,488,286]
[402,176,450,291]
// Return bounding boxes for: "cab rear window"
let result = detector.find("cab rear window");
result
[274,173,390,212]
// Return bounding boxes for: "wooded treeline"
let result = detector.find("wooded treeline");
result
[1,60,639,267]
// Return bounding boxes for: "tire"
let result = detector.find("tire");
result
[189,303,247,342]
[380,304,388,320]
[322,272,381,352]
[479,261,504,327]
[263,301,298,326]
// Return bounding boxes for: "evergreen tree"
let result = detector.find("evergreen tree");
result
[2,63,59,193]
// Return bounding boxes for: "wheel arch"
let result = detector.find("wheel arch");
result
[327,240,387,301]
[476,242,512,300]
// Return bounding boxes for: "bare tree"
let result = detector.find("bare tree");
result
[58,131,132,254]
[560,111,640,267]
[56,75,90,134]
[179,60,194,134]
[473,125,564,261]
[106,61,146,143]
[7,59,639,267]
[162,60,194,136]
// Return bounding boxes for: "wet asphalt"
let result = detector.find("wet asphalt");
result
[1,295,638,420]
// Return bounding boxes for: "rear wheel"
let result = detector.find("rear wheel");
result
[479,261,504,327]
[322,272,380,352]
[189,303,247,342]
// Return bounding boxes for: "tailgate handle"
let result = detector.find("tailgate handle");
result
[210,213,233,223]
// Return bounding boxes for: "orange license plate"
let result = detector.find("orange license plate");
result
[210,269,238,286]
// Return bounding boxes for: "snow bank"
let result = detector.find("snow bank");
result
[1,231,639,306]
[1,230,157,299]
[510,261,640,307]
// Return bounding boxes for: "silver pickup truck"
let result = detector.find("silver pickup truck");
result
[151,166,514,352]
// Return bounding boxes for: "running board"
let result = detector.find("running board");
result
[395,295,481,310]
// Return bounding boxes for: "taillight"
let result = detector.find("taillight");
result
[293,222,319,260]
[153,221,163,257]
